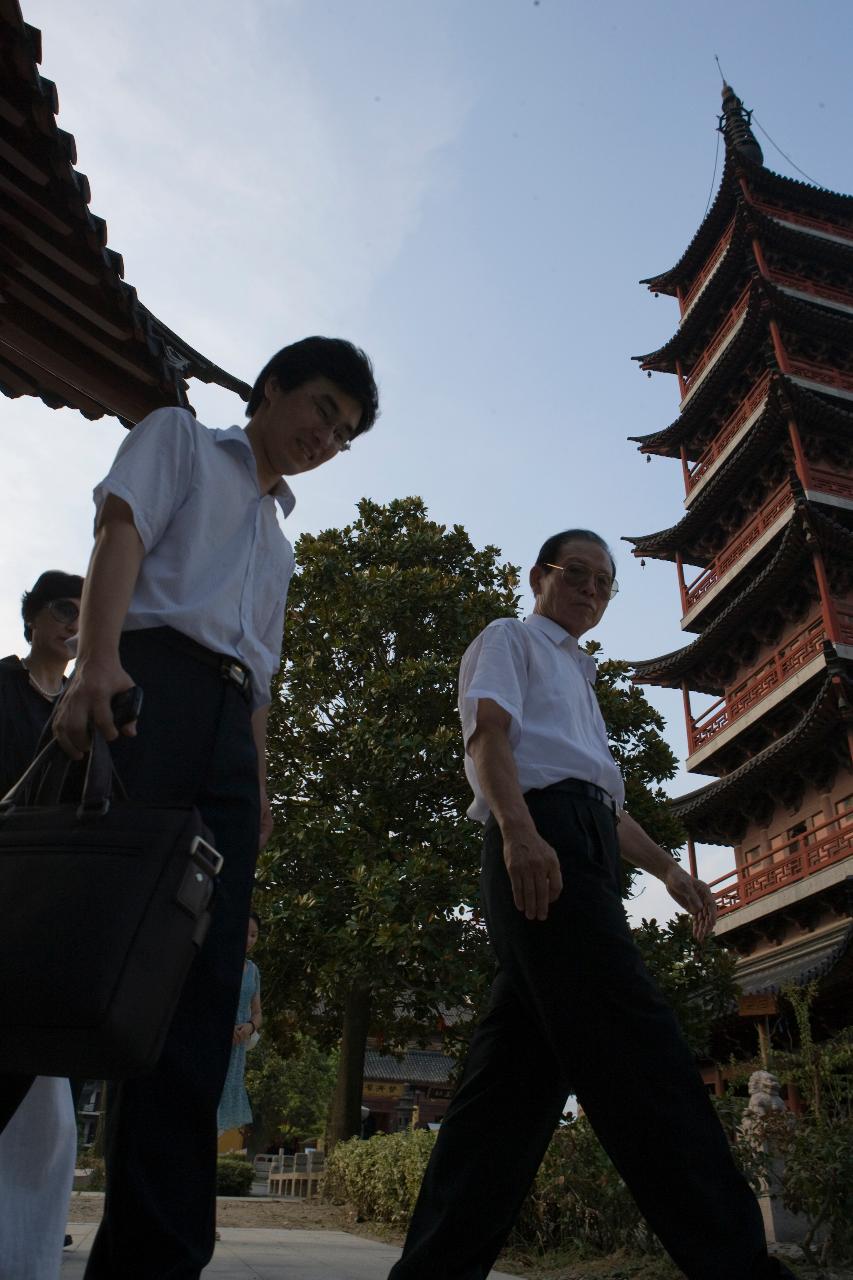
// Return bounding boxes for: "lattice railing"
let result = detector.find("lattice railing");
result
[681,285,751,395]
[709,812,853,917]
[681,218,736,314]
[788,360,853,396]
[769,269,853,312]
[683,481,792,612]
[807,467,853,502]
[752,200,853,244]
[685,373,772,493]
[688,618,825,753]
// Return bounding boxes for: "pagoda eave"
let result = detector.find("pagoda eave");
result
[669,669,853,844]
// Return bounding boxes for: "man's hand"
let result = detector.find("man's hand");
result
[53,658,137,759]
[259,788,273,850]
[664,862,717,942]
[503,825,563,922]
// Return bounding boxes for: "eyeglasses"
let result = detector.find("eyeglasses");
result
[311,394,354,453]
[46,599,80,624]
[542,562,619,600]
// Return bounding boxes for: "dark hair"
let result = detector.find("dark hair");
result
[249,911,261,933]
[21,570,84,642]
[246,336,379,436]
[535,529,616,577]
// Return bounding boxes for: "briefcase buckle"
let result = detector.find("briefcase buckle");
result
[190,834,224,878]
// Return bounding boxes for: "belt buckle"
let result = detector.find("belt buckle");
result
[221,659,248,691]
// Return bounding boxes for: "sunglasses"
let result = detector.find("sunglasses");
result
[46,599,80,624]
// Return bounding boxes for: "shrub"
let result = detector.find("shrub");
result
[510,1118,658,1256]
[216,1155,255,1196]
[324,1130,436,1224]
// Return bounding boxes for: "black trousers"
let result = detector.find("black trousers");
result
[0,630,260,1278]
[389,787,769,1280]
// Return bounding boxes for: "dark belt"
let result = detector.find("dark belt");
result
[129,627,252,703]
[533,777,619,817]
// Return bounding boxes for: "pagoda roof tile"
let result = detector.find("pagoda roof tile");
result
[735,920,853,996]
[669,665,853,840]
[633,255,758,374]
[0,0,250,424]
[363,1049,455,1086]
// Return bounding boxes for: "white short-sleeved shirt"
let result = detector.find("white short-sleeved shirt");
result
[458,613,625,823]
[94,407,296,711]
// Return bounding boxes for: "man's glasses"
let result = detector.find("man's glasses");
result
[47,599,80,624]
[542,562,619,600]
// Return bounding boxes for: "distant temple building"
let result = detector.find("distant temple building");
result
[626,85,853,1046]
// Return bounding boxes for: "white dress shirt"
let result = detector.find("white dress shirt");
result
[458,613,625,823]
[94,407,296,711]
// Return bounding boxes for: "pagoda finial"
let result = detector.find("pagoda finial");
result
[718,83,763,166]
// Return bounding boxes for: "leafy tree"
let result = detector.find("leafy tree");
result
[257,498,707,1146]
[244,1033,337,1153]
[258,498,518,1145]
[631,915,740,1058]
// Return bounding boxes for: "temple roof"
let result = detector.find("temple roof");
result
[363,1049,454,1086]
[631,374,853,461]
[641,83,853,298]
[0,0,250,424]
[735,919,853,995]
[669,667,853,842]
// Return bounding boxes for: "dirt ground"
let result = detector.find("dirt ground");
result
[67,1195,852,1279]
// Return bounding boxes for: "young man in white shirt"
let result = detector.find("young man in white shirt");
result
[37,336,378,1279]
[389,530,793,1280]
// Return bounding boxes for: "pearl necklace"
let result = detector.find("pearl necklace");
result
[22,661,64,701]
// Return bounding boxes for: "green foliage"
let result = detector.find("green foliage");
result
[324,1130,438,1224]
[216,1155,255,1196]
[75,1150,105,1191]
[510,1119,657,1257]
[631,915,739,1058]
[258,498,518,1056]
[245,1032,338,1146]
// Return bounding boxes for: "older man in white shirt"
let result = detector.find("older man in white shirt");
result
[389,529,793,1280]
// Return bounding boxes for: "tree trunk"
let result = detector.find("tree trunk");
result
[326,983,371,1150]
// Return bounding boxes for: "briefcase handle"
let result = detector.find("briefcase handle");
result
[0,688,140,818]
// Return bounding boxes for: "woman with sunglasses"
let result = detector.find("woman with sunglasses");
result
[0,569,82,1280]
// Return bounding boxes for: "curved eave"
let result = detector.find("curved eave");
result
[639,158,741,295]
[670,668,853,836]
[633,248,758,374]
[0,3,248,423]
[630,508,853,691]
[756,205,853,270]
[770,282,853,341]
[749,158,853,227]
[630,372,853,461]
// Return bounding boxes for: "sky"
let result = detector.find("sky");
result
[5,0,853,926]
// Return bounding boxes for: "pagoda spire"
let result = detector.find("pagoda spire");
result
[718,82,763,166]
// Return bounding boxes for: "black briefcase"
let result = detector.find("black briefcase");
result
[0,725,223,1079]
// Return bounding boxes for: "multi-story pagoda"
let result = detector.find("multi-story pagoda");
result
[626,84,853,1038]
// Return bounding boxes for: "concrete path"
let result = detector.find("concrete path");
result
[61,1224,522,1278]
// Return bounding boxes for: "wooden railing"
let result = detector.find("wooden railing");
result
[788,359,853,397]
[681,218,736,314]
[681,285,751,397]
[769,269,853,312]
[752,199,853,244]
[682,480,792,612]
[685,373,772,494]
[688,618,825,753]
[806,466,853,503]
[709,812,853,917]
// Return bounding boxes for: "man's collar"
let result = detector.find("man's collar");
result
[523,613,598,682]
[213,426,296,517]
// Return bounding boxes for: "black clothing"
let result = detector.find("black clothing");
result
[0,655,57,795]
[389,788,770,1280]
[0,630,260,1279]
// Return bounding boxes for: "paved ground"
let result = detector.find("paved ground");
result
[61,1225,521,1278]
